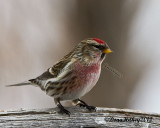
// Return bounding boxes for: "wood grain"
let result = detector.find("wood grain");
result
[0,107,160,127]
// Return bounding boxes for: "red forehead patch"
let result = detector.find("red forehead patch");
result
[93,38,105,44]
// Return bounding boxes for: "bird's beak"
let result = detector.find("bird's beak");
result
[103,48,112,54]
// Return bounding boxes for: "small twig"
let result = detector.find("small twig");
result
[103,63,123,78]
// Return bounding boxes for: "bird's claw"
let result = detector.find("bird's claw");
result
[60,108,70,116]
[86,105,96,111]
[77,103,96,111]
[57,104,70,116]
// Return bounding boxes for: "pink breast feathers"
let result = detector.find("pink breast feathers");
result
[74,63,101,80]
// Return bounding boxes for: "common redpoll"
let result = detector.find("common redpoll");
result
[6,38,112,115]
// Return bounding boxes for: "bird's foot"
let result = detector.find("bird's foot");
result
[86,105,96,111]
[57,104,70,116]
[77,99,96,111]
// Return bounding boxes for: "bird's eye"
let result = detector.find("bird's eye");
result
[92,45,104,50]
[94,45,101,49]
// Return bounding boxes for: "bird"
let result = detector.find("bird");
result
[6,38,112,115]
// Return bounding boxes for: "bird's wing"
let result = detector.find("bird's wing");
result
[29,56,77,90]
[44,58,77,87]
[44,58,77,96]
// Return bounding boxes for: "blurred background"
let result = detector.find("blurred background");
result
[0,0,160,113]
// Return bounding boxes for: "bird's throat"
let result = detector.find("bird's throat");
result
[100,53,106,60]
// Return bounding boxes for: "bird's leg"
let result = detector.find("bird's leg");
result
[56,98,70,115]
[75,98,96,111]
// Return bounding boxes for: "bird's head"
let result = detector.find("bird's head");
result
[73,38,112,64]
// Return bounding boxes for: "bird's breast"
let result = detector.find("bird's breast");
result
[72,62,101,97]
[74,63,101,79]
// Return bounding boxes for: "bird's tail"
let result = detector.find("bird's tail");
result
[6,81,32,87]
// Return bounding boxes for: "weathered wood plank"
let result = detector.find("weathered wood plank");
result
[0,107,160,128]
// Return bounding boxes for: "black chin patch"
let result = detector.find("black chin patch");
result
[101,53,105,59]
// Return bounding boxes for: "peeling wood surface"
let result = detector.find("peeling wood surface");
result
[0,107,160,128]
